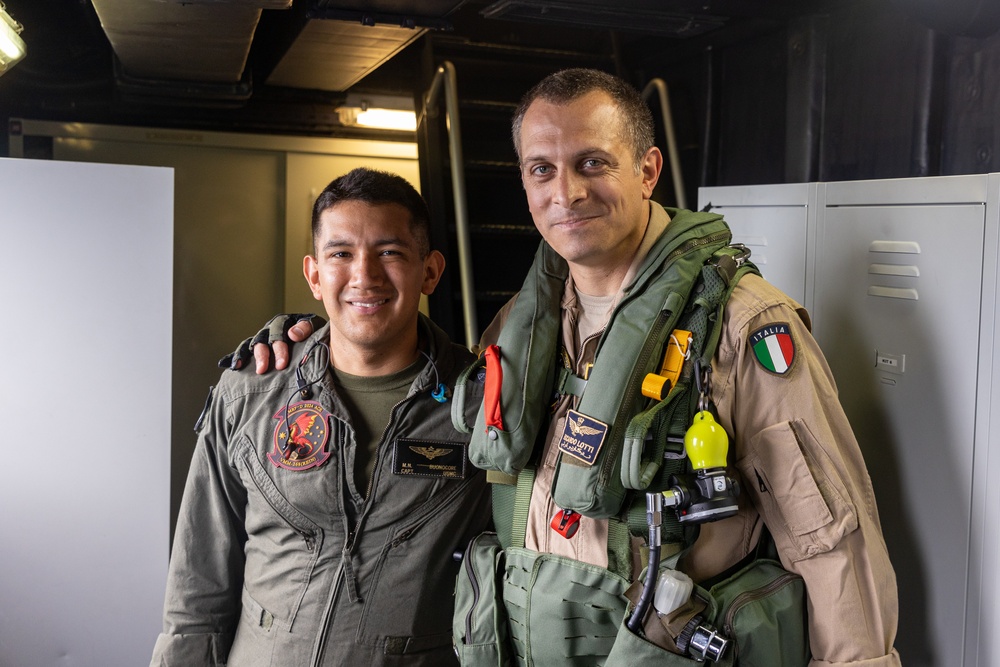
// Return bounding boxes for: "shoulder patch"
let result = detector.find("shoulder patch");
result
[749,323,795,375]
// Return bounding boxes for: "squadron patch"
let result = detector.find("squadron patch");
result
[557,410,608,466]
[268,401,333,471]
[749,323,796,375]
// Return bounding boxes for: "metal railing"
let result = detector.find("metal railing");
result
[641,78,687,210]
[424,61,478,348]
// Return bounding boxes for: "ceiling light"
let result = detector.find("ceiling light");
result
[337,94,416,132]
[0,3,25,76]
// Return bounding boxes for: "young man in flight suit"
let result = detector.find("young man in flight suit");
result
[150,168,490,666]
[251,72,901,665]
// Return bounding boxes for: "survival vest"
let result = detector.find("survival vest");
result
[451,208,810,666]
[453,207,750,525]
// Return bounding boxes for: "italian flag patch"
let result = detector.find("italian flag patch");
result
[749,323,795,375]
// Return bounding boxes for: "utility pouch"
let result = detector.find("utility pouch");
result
[706,558,809,666]
[452,532,513,666]
[606,559,809,667]
[458,243,564,477]
[503,547,629,666]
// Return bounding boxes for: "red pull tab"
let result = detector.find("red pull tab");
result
[483,344,504,430]
[550,508,581,539]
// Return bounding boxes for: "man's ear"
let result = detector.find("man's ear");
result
[421,250,446,295]
[303,255,322,300]
[640,146,663,200]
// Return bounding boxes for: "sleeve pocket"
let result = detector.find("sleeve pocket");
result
[736,420,858,562]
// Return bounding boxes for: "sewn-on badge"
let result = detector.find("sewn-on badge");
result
[557,409,608,466]
[268,401,333,471]
[749,323,796,375]
[392,439,467,479]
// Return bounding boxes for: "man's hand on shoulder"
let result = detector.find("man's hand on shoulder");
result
[218,314,320,374]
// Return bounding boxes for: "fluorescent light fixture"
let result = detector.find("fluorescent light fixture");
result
[356,108,417,131]
[337,94,416,132]
[0,3,25,76]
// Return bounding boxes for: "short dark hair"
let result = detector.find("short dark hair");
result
[511,68,655,171]
[311,167,431,256]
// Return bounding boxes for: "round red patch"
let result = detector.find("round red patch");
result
[268,401,333,471]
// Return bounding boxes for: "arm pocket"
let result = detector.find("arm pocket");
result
[736,420,858,562]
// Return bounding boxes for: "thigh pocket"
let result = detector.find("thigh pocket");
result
[737,420,858,562]
[227,586,278,667]
[453,532,511,666]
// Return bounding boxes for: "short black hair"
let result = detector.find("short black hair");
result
[311,168,431,256]
[511,68,655,171]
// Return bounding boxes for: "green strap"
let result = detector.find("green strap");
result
[701,261,759,367]
[555,366,588,397]
[509,465,536,549]
[606,518,633,579]
[491,479,516,550]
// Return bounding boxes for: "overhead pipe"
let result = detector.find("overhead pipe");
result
[424,61,478,348]
[642,78,687,210]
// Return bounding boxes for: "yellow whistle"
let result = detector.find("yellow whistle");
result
[684,411,729,470]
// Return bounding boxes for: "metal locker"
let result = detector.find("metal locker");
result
[697,182,816,310]
[813,175,994,667]
[698,174,1000,666]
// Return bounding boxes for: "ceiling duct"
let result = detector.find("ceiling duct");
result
[90,0,280,83]
[480,0,726,37]
[265,1,467,92]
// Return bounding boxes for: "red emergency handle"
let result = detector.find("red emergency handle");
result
[484,344,504,430]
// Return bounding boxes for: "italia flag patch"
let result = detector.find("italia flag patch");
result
[749,323,795,375]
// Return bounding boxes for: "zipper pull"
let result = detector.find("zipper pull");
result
[755,468,768,493]
[342,548,362,603]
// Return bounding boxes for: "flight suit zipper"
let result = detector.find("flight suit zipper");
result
[312,384,432,666]
[237,442,320,550]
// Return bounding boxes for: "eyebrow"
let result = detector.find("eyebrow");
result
[523,147,615,164]
[321,236,412,251]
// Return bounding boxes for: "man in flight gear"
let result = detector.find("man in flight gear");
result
[244,71,900,665]
[150,168,490,666]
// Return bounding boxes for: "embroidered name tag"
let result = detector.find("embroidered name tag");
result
[392,439,467,479]
[557,409,608,466]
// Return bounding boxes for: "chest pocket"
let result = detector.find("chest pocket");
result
[234,437,324,629]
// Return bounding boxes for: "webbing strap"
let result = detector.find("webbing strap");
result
[556,366,588,397]
[701,262,759,367]
[491,480,516,550]
[510,465,536,549]
[606,518,633,579]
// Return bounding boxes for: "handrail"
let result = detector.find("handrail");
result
[641,78,687,210]
[424,61,479,348]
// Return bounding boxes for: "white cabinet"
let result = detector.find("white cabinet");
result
[698,174,1000,667]
[0,157,173,667]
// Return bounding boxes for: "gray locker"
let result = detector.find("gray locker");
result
[696,174,1000,666]
[815,176,990,667]
[698,182,816,309]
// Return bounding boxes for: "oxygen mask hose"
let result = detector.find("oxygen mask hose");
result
[626,491,663,633]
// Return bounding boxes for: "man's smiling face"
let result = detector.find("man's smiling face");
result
[304,200,443,372]
[518,89,659,280]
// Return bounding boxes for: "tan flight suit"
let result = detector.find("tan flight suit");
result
[480,202,901,666]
